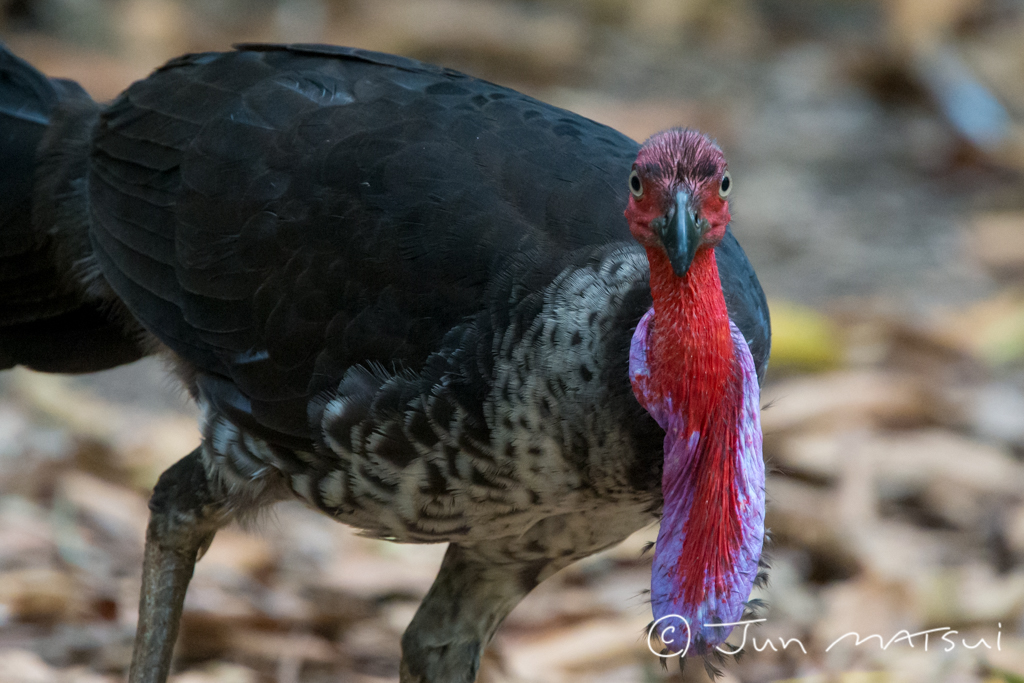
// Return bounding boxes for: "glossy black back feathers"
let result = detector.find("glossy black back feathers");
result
[60,43,767,444]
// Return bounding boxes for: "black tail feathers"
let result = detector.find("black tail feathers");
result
[1,44,60,271]
[0,44,144,373]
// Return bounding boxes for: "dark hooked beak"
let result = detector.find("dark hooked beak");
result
[653,191,705,277]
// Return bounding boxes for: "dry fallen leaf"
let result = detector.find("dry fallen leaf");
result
[768,299,844,372]
[761,370,928,435]
[0,569,83,623]
[971,212,1024,274]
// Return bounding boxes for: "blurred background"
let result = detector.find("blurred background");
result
[2,0,1024,681]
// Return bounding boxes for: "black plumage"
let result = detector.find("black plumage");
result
[0,43,770,683]
[0,47,144,372]
[86,44,767,445]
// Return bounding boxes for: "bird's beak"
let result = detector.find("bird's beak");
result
[656,191,704,277]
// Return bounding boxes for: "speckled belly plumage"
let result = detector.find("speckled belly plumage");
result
[198,251,662,557]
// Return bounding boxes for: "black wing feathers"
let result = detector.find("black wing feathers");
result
[0,44,144,372]
[88,43,769,447]
[0,46,71,326]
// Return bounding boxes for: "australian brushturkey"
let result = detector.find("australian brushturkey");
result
[0,43,770,682]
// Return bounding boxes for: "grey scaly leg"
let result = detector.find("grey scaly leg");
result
[400,543,568,683]
[129,448,228,683]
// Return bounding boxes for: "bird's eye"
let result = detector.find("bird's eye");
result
[719,171,732,198]
[629,170,643,199]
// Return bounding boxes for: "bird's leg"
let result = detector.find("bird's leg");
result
[400,543,569,683]
[129,447,230,683]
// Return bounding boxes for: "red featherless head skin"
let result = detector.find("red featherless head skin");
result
[625,128,731,253]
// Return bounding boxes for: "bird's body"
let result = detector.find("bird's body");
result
[0,43,770,681]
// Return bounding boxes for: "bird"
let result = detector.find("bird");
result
[0,42,770,682]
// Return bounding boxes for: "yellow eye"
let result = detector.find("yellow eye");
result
[719,170,732,198]
[629,169,643,199]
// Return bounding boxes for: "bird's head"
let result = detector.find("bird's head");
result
[624,129,732,278]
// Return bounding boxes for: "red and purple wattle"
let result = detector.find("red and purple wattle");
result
[630,309,765,655]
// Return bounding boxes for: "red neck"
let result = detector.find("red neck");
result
[645,247,736,423]
[644,244,744,609]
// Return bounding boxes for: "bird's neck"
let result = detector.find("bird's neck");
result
[645,247,737,419]
[632,245,754,649]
